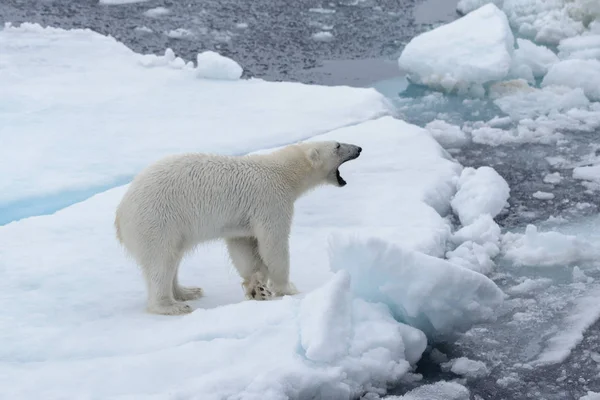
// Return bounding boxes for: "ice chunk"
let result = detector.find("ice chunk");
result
[425,120,469,148]
[572,266,593,283]
[442,357,489,378]
[451,166,510,226]
[574,165,600,182]
[558,34,600,60]
[512,38,559,78]
[312,31,334,42]
[507,278,553,296]
[544,172,563,184]
[397,4,514,94]
[299,271,352,363]
[532,191,555,200]
[494,84,590,120]
[451,214,501,246]
[196,50,243,80]
[580,392,600,400]
[143,6,169,17]
[542,59,600,101]
[390,381,470,400]
[534,286,600,366]
[501,224,600,267]
[329,235,505,338]
[165,28,195,39]
[446,241,498,275]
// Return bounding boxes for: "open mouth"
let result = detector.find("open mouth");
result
[335,151,361,187]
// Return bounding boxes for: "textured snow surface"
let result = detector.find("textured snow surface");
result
[398,4,514,94]
[442,357,490,379]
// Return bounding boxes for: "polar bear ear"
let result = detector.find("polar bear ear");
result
[307,148,321,167]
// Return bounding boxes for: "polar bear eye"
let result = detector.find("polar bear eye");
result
[335,143,341,150]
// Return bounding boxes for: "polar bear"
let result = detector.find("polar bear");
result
[114,141,362,315]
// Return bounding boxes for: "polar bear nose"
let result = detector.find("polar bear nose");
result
[357,147,362,153]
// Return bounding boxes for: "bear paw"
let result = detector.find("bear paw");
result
[250,284,273,301]
[148,301,193,316]
[174,286,204,301]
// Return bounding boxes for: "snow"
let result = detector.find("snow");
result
[442,357,490,379]
[329,235,505,339]
[558,34,600,60]
[451,166,510,226]
[532,191,555,200]
[533,286,600,366]
[195,50,243,80]
[512,38,559,79]
[397,4,514,95]
[501,224,600,267]
[581,392,600,400]
[542,59,600,101]
[451,214,501,246]
[389,381,470,400]
[312,31,334,41]
[425,120,469,148]
[574,165,600,182]
[143,6,170,17]
[0,23,392,223]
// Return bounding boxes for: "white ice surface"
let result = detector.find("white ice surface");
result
[389,381,470,400]
[558,34,600,60]
[1,98,479,398]
[0,23,391,211]
[451,166,510,226]
[143,6,169,17]
[442,357,489,379]
[425,120,469,148]
[501,224,600,267]
[512,38,559,79]
[533,286,600,366]
[574,165,600,182]
[542,59,600,101]
[195,50,243,80]
[397,4,514,94]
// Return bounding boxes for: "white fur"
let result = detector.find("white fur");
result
[115,141,361,315]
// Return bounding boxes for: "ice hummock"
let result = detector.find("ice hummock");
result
[196,50,244,80]
[397,4,514,95]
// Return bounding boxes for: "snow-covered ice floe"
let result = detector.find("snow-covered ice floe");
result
[0,23,504,399]
[388,381,470,400]
[398,4,514,96]
[0,22,391,224]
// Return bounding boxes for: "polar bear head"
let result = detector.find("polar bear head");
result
[298,140,362,187]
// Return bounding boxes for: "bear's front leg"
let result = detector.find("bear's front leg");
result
[255,219,299,298]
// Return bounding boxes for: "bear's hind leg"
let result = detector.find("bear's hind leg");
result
[172,263,204,301]
[142,251,193,315]
[226,237,271,300]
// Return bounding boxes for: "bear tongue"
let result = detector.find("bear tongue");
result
[336,169,347,186]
